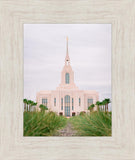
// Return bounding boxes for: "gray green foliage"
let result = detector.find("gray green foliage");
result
[24,111,67,136]
[70,111,112,136]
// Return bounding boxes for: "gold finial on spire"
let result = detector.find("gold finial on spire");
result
[66,36,68,55]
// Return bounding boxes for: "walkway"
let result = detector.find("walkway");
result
[54,121,77,136]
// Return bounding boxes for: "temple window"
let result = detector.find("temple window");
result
[88,99,93,108]
[54,98,56,106]
[61,98,63,110]
[72,98,74,110]
[42,98,47,107]
[65,95,70,117]
[79,98,81,106]
[65,73,70,84]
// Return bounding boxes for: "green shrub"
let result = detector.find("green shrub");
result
[23,111,67,136]
[79,111,86,116]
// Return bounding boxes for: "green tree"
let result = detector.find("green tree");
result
[32,102,37,111]
[39,104,48,112]
[88,104,95,112]
[99,101,103,111]
[30,101,36,111]
[96,101,100,111]
[27,100,33,111]
[26,99,29,111]
[104,98,111,112]
[23,99,28,111]
[102,99,108,112]
[101,100,105,111]
[23,99,37,112]
[34,102,37,106]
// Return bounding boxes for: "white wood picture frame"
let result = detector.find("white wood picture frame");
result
[0,0,135,159]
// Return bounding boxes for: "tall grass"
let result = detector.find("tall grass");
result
[70,111,112,136]
[24,111,67,136]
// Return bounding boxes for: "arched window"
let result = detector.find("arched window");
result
[65,95,70,116]
[65,73,70,84]
[65,95,70,103]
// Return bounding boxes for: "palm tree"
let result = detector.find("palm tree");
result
[104,98,111,112]
[30,100,37,111]
[102,100,105,111]
[39,104,48,112]
[96,101,100,111]
[102,99,108,112]
[30,101,35,111]
[88,104,95,112]
[34,102,38,111]
[24,100,37,112]
[23,99,27,111]
[27,100,32,111]
[26,99,29,111]
[34,102,37,106]
[98,101,102,111]
[32,102,37,111]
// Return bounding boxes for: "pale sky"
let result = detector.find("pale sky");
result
[24,24,111,106]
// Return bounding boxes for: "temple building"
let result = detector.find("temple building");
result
[36,37,99,116]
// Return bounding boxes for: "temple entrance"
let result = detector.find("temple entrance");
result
[65,95,70,117]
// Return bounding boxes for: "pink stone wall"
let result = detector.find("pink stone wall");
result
[36,90,99,116]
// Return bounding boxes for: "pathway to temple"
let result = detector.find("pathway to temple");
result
[54,121,78,136]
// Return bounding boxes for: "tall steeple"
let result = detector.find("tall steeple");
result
[56,37,78,90]
[65,37,70,65]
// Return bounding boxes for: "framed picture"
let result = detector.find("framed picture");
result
[23,24,111,137]
[0,0,135,159]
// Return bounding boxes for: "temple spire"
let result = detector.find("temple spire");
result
[65,36,70,65]
[67,36,68,54]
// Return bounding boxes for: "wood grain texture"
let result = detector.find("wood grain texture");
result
[0,0,135,159]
